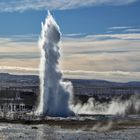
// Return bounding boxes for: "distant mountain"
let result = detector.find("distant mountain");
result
[0,73,140,88]
[0,73,39,85]
[125,81,140,87]
[68,78,140,88]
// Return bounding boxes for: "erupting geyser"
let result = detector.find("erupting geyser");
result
[37,11,74,117]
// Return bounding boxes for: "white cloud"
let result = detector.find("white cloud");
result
[108,26,140,34]
[0,33,140,82]
[0,66,37,72]
[64,70,140,77]
[0,35,38,53]
[0,66,139,82]
[63,33,85,37]
[108,26,132,30]
[85,33,140,40]
[0,0,139,12]
[124,28,140,33]
[0,66,38,75]
[1,66,137,76]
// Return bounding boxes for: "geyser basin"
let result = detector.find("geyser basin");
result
[37,11,74,117]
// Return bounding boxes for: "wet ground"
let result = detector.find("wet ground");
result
[0,115,140,140]
[0,123,140,140]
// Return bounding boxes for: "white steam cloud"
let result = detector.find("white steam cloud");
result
[36,11,74,117]
[71,94,140,115]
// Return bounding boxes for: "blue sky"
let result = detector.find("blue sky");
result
[0,1,140,35]
[0,0,140,82]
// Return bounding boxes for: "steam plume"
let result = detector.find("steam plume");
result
[37,11,74,117]
[71,94,140,115]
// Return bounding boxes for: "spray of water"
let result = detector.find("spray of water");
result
[37,11,74,117]
[71,94,140,115]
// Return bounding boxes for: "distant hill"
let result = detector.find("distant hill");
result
[0,73,140,88]
[0,73,140,98]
